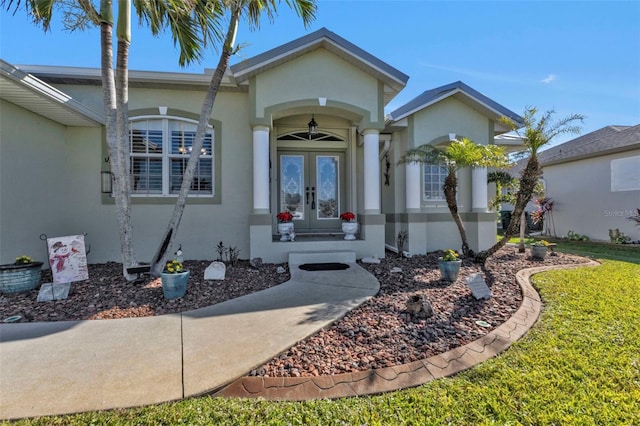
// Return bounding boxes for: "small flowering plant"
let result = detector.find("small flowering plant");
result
[442,249,460,262]
[164,259,184,274]
[15,255,34,265]
[339,211,356,222]
[277,211,294,223]
[532,240,550,247]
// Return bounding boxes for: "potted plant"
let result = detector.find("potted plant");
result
[438,249,462,282]
[276,211,295,241]
[161,259,189,299]
[531,240,549,260]
[0,255,44,294]
[340,211,358,240]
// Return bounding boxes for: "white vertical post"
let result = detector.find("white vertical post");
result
[363,129,380,213]
[253,126,270,213]
[406,162,421,211]
[472,166,488,212]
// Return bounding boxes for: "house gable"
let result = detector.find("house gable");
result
[231,27,408,106]
[388,81,523,134]
[411,96,494,146]
[251,48,383,126]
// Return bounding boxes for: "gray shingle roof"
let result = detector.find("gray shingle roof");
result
[230,27,409,92]
[387,81,523,125]
[538,124,640,166]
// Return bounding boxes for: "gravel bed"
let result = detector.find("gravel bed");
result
[0,249,587,377]
[0,260,288,322]
[250,249,587,377]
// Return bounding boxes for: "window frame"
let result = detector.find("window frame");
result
[101,108,221,205]
[422,161,449,202]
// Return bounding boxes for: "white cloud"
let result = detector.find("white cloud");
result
[541,74,557,84]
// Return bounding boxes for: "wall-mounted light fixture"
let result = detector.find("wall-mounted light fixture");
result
[101,156,113,194]
[101,171,113,194]
[308,114,318,140]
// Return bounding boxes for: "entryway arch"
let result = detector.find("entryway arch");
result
[272,113,356,234]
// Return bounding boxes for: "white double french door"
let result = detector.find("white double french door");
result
[278,151,345,231]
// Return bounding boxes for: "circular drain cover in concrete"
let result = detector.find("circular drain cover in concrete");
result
[299,262,350,271]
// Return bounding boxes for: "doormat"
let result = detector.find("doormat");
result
[299,262,350,271]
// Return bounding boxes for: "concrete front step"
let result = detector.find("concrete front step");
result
[288,251,356,267]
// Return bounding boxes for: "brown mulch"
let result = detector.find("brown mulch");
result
[0,249,589,377]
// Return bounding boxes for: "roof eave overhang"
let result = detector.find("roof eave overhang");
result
[17,64,238,90]
[1,60,104,127]
[542,143,640,167]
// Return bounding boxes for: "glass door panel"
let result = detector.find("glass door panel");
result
[280,155,305,221]
[278,152,345,232]
[316,155,339,220]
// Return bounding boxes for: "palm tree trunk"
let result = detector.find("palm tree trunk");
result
[113,0,137,280]
[444,172,471,257]
[150,8,241,275]
[99,1,136,280]
[518,212,526,253]
[475,155,541,263]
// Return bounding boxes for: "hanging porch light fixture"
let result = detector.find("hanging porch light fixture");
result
[308,114,318,140]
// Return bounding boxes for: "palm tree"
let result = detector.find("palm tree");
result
[399,138,509,258]
[5,0,315,278]
[149,0,317,275]
[488,171,544,253]
[475,107,584,263]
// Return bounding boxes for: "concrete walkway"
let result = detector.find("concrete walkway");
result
[0,253,598,421]
[0,251,379,420]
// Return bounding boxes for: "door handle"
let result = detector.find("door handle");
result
[306,187,309,205]
[311,187,316,210]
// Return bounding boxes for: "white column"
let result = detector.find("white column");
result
[253,126,270,213]
[363,129,380,213]
[406,162,421,212]
[472,167,488,212]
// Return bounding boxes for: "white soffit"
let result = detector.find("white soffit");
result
[1,60,104,127]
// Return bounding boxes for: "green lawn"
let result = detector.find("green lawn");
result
[9,245,640,425]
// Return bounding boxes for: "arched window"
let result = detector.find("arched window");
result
[129,117,214,196]
[277,131,344,142]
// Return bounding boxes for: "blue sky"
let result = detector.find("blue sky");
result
[1,0,639,146]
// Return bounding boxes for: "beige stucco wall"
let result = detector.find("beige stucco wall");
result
[412,97,492,146]
[116,87,253,263]
[254,49,381,126]
[6,82,257,264]
[543,150,640,242]
[383,96,499,253]
[0,100,78,264]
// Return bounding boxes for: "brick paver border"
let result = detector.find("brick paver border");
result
[214,259,600,400]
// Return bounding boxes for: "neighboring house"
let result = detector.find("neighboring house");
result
[537,125,640,242]
[0,28,522,265]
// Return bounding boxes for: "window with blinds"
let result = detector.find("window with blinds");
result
[423,162,448,201]
[129,117,214,196]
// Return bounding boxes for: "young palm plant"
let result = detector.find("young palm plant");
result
[476,107,584,263]
[399,138,509,258]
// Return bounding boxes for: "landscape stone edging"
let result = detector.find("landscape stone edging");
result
[214,259,601,400]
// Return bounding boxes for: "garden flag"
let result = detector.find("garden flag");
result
[47,235,89,284]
